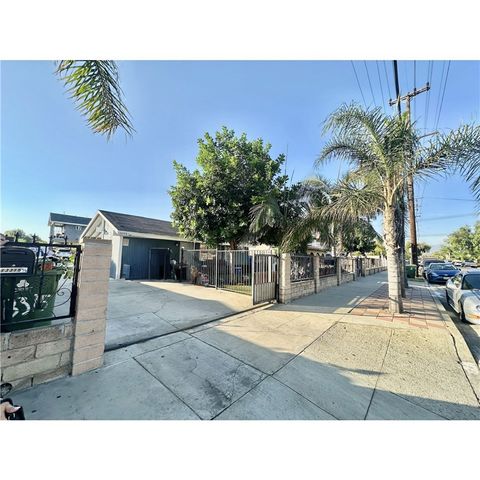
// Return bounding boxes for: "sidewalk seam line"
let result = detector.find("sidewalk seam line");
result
[132,356,202,420]
[363,328,394,420]
[210,321,341,420]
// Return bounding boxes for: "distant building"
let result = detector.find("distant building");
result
[48,213,91,243]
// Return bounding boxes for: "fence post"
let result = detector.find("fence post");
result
[279,253,292,304]
[336,257,341,286]
[71,239,111,376]
[313,255,320,293]
[215,248,218,289]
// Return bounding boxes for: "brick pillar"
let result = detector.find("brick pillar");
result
[279,253,292,304]
[313,255,320,293]
[71,239,112,376]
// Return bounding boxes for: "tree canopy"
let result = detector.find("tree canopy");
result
[3,229,45,243]
[437,222,480,260]
[169,127,288,248]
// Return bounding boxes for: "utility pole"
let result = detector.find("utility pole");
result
[389,82,430,273]
[391,60,407,296]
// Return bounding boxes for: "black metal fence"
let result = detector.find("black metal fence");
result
[319,256,336,277]
[0,242,82,332]
[182,249,278,298]
[290,255,314,282]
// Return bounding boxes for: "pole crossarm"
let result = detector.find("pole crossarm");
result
[389,82,430,107]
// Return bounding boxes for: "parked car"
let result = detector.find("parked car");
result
[54,248,71,259]
[452,260,463,267]
[425,263,460,284]
[420,258,445,277]
[445,270,480,324]
[463,260,478,268]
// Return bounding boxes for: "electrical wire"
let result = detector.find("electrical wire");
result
[375,61,386,113]
[423,61,433,131]
[433,61,446,130]
[419,212,477,222]
[413,60,416,123]
[363,61,376,106]
[435,60,451,130]
[417,196,476,202]
[351,61,367,108]
[383,60,392,101]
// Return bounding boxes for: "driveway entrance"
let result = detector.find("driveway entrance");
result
[105,279,253,349]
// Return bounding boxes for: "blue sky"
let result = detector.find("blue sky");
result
[1,60,479,248]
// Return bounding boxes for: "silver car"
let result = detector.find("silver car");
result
[445,271,480,324]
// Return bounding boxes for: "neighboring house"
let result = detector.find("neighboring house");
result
[81,210,196,280]
[48,213,91,243]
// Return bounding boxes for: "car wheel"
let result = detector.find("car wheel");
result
[459,304,467,323]
[445,290,450,306]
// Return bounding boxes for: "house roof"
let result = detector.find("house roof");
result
[49,213,91,226]
[99,210,179,237]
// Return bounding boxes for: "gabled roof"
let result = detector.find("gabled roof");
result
[49,212,91,226]
[99,210,179,237]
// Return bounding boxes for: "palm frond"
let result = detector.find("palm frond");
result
[415,124,480,201]
[55,60,134,139]
[249,196,283,234]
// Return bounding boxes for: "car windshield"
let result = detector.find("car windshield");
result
[463,275,480,289]
[431,264,456,271]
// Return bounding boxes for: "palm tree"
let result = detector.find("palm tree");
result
[55,61,134,139]
[315,103,480,313]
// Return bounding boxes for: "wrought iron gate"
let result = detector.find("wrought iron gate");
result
[0,241,82,332]
[252,252,278,305]
[182,249,278,304]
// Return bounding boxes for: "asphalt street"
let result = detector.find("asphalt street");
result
[428,278,480,366]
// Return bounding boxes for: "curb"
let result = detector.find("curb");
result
[104,302,273,352]
[424,279,480,403]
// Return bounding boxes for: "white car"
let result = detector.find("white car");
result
[445,271,480,324]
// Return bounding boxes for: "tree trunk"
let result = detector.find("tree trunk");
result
[394,199,407,297]
[384,203,403,313]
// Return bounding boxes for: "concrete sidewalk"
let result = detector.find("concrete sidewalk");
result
[13,272,480,420]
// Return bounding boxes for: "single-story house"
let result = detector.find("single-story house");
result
[48,213,92,243]
[80,210,197,280]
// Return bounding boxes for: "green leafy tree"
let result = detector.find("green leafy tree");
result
[169,127,288,248]
[342,221,380,255]
[55,60,133,139]
[438,224,478,260]
[4,229,45,243]
[406,241,431,261]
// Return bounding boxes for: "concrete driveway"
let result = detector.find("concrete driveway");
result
[105,279,253,349]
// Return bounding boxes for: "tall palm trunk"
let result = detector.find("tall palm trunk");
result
[384,202,403,313]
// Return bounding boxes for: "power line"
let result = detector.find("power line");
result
[413,60,416,123]
[423,61,433,131]
[417,196,476,202]
[419,212,477,222]
[363,61,376,106]
[435,60,451,130]
[375,61,386,113]
[392,60,401,116]
[433,61,446,129]
[383,61,392,101]
[351,61,367,108]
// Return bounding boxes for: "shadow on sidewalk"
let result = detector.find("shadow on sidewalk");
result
[13,313,480,421]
